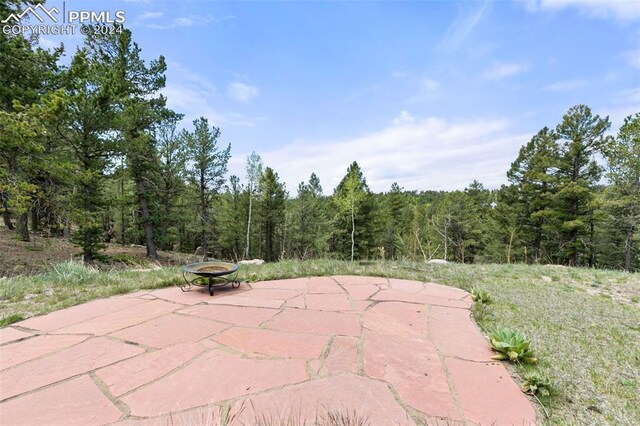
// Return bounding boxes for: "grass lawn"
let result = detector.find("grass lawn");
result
[1,259,638,425]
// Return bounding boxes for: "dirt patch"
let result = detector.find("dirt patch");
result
[0,227,198,277]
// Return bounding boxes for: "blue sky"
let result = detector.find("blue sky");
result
[31,0,640,192]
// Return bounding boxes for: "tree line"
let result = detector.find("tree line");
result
[1,8,638,271]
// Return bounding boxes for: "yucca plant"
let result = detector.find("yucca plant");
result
[471,288,491,304]
[488,327,537,363]
[521,371,551,397]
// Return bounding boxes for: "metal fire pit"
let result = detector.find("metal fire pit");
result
[181,261,240,296]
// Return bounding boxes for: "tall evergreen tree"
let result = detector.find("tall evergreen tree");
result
[555,105,611,266]
[259,167,286,262]
[183,117,231,260]
[57,50,116,261]
[0,2,62,237]
[507,127,559,263]
[84,28,168,258]
[605,113,640,271]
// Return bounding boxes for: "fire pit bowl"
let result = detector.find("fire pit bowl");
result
[181,261,240,296]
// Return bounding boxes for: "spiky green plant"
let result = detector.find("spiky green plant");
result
[521,371,551,397]
[488,327,537,363]
[471,288,491,304]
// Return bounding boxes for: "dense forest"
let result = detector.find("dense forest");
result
[1,5,638,271]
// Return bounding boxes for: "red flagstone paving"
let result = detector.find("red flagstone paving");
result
[109,313,229,349]
[318,336,358,376]
[0,334,88,369]
[96,343,204,397]
[0,376,122,426]
[0,327,32,345]
[0,276,538,425]
[214,327,328,359]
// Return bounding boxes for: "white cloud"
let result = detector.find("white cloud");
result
[38,37,59,50]
[483,62,528,80]
[524,0,640,21]
[543,79,587,91]
[421,78,441,92]
[440,1,492,51]
[231,116,530,192]
[393,111,416,125]
[163,64,261,128]
[139,11,162,20]
[624,47,640,69]
[146,15,231,29]
[227,82,260,103]
[604,87,640,130]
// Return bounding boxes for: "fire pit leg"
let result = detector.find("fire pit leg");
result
[208,277,215,296]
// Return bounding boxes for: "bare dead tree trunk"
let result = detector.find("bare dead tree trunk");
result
[1,192,14,230]
[17,212,29,242]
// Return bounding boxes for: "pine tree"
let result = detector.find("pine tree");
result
[57,50,116,261]
[84,28,168,258]
[183,117,231,260]
[259,167,286,262]
[507,127,559,263]
[555,105,611,266]
[605,113,640,271]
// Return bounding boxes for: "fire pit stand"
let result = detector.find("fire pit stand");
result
[181,261,241,296]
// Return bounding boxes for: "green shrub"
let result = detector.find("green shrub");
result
[521,371,551,396]
[488,327,537,363]
[471,288,491,304]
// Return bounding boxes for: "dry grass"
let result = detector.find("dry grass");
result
[1,259,638,424]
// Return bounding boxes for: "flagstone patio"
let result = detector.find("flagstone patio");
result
[0,276,538,425]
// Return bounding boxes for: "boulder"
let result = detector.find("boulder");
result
[238,259,265,265]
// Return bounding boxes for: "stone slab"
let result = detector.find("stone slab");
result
[0,337,144,400]
[177,304,279,327]
[230,373,414,426]
[429,306,493,361]
[364,331,461,420]
[286,295,306,308]
[319,336,358,376]
[332,275,389,286]
[307,277,344,294]
[110,313,229,348]
[55,300,178,335]
[214,327,328,359]
[16,297,145,332]
[0,375,122,425]
[241,289,302,300]
[121,350,307,417]
[96,343,203,397]
[250,278,309,290]
[206,295,283,309]
[362,301,427,339]
[388,278,425,293]
[421,282,469,300]
[446,358,538,425]
[305,293,351,311]
[372,289,471,309]
[0,327,32,345]
[267,308,361,336]
[1,334,88,370]
[344,284,379,300]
